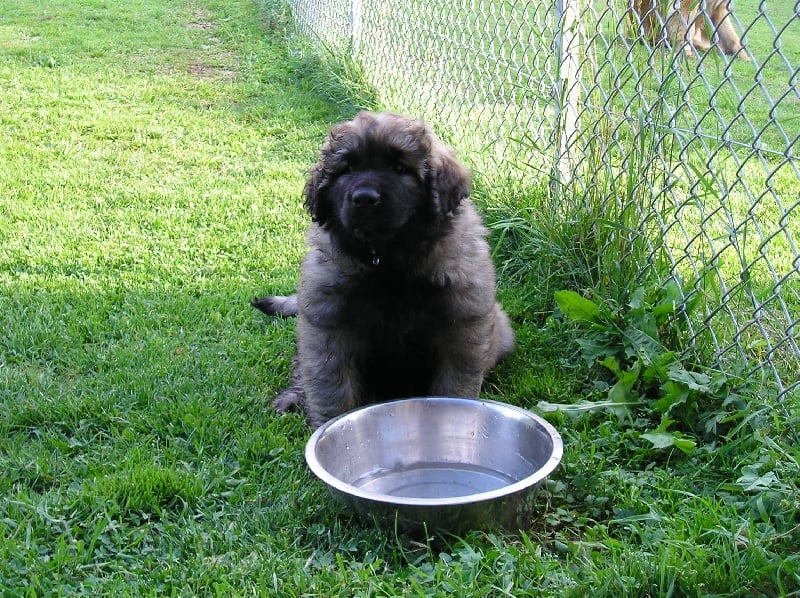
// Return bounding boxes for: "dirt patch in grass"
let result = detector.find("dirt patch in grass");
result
[187,58,237,81]
[187,8,215,32]
[185,8,237,81]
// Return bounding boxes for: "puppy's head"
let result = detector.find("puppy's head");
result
[303,112,471,247]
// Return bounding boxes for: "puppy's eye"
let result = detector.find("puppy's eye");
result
[393,163,410,175]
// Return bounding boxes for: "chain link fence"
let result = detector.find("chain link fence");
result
[286,0,799,403]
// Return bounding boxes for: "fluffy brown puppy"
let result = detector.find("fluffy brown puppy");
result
[253,111,514,428]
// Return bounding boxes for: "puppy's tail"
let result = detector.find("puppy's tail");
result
[251,294,299,317]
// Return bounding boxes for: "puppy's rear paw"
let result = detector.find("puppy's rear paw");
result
[273,388,305,413]
[252,294,299,317]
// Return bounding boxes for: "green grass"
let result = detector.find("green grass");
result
[1,0,799,595]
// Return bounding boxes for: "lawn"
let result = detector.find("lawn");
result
[1,0,798,595]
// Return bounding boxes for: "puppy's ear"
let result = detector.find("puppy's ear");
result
[303,163,332,225]
[304,122,354,226]
[428,142,471,217]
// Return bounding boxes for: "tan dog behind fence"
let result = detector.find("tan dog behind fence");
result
[629,0,749,60]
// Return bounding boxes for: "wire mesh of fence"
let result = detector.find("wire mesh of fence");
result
[287,0,799,404]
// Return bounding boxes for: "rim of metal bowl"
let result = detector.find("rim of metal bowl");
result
[304,397,563,508]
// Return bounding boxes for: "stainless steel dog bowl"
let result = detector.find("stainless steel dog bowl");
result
[305,397,563,532]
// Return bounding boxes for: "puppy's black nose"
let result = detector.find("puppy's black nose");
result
[350,188,381,208]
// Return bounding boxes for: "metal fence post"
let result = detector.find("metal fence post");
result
[350,0,362,52]
[554,0,581,188]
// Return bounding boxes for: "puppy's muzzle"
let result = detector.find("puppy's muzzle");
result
[350,187,381,209]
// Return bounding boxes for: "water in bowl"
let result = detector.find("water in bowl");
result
[352,462,517,499]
